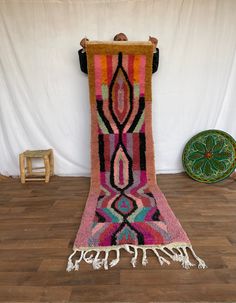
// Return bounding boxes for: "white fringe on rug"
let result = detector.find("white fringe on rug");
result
[66,243,207,271]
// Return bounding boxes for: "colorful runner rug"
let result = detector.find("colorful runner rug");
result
[67,42,207,271]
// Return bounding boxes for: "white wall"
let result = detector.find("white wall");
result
[1,0,236,176]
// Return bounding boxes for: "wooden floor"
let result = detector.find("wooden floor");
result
[0,173,236,303]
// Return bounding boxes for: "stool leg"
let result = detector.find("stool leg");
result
[49,149,54,176]
[26,158,32,175]
[44,156,50,183]
[19,154,26,184]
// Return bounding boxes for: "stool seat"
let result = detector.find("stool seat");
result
[23,150,52,157]
[19,149,54,183]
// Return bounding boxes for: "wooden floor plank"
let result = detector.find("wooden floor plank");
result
[69,284,236,302]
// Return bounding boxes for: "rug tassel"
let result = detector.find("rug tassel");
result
[66,259,74,272]
[103,250,109,270]
[66,244,207,271]
[66,250,77,272]
[131,247,138,268]
[152,248,170,266]
[142,248,148,266]
[75,251,84,271]
[92,251,103,270]
[174,247,185,262]
[181,247,195,269]
[109,249,120,268]
[160,247,177,261]
[189,246,207,269]
[124,244,134,254]
[83,250,95,264]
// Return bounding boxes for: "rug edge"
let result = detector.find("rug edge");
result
[66,243,207,271]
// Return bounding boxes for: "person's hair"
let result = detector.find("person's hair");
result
[80,38,89,48]
[113,33,128,41]
[149,36,157,44]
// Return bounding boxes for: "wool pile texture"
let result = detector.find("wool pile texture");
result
[67,42,207,271]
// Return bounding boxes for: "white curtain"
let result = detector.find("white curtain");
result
[0,0,236,176]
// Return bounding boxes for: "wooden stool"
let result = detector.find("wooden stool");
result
[19,149,54,183]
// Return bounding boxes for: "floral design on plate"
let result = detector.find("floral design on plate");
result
[182,130,236,183]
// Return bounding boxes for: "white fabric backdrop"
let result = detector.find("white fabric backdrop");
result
[1,0,236,176]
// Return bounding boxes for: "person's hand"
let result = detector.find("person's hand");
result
[149,36,158,52]
[80,37,89,51]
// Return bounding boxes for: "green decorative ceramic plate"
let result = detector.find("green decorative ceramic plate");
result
[182,129,236,183]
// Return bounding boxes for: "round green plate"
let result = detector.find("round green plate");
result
[182,129,236,183]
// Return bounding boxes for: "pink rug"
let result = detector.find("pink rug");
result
[67,42,207,271]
